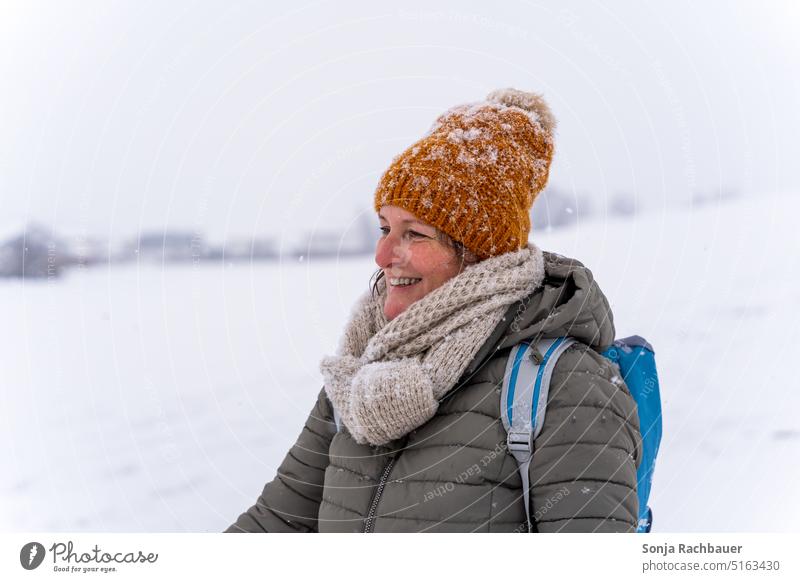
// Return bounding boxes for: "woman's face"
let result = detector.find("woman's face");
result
[375,205,465,321]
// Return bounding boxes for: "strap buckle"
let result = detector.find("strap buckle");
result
[506,429,533,453]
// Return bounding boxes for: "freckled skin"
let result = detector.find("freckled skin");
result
[375,205,466,321]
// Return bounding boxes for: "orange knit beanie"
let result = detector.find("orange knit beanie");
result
[374,88,556,260]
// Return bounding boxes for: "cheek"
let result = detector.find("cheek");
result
[418,249,459,280]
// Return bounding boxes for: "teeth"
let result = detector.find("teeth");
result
[390,277,421,286]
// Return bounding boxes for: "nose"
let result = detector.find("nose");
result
[375,232,411,270]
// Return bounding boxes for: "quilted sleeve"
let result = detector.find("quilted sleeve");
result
[529,344,642,532]
[224,388,336,533]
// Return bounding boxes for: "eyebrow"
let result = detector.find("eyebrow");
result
[378,214,429,227]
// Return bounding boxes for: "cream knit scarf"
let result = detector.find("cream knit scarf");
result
[319,242,546,447]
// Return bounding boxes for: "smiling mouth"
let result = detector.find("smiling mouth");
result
[388,277,422,288]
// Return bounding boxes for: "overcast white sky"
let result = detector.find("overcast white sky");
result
[1,0,798,246]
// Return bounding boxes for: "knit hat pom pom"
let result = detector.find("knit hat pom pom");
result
[486,88,556,136]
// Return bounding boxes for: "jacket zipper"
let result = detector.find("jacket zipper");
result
[363,456,396,533]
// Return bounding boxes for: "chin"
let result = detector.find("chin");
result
[383,299,408,321]
[384,286,428,321]
[383,305,401,321]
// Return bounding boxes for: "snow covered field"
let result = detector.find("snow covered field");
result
[1,193,798,532]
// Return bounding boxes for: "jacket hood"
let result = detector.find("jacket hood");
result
[460,251,616,379]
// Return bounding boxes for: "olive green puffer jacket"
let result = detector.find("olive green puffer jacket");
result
[226,251,642,533]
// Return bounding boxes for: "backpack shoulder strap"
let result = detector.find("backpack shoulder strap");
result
[501,336,577,532]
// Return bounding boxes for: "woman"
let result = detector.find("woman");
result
[226,88,642,533]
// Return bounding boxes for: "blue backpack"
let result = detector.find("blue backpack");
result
[502,335,662,533]
[331,335,663,533]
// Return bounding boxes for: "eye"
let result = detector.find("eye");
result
[378,226,430,239]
